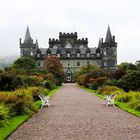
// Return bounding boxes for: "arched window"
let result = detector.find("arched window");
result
[79,45,84,49]
[65,43,72,48]
[77,62,80,66]
[37,62,41,67]
[31,51,33,56]
[53,45,58,48]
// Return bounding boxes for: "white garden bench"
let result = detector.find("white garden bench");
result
[105,93,117,107]
[38,94,51,108]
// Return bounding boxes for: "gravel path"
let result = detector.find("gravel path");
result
[8,83,140,140]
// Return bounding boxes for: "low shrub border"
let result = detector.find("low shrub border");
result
[0,87,60,140]
[81,86,140,118]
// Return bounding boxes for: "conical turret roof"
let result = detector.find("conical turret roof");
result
[98,38,102,48]
[24,26,31,43]
[35,39,39,48]
[105,26,113,43]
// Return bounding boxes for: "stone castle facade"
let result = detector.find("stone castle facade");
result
[19,26,117,82]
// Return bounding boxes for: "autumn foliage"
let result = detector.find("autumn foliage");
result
[76,64,108,89]
[44,56,64,86]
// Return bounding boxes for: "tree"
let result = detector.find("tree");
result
[136,60,140,71]
[118,62,136,71]
[76,64,97,77]
[12,57,36,70]
[44,56,64,85]
[111,67,126,80]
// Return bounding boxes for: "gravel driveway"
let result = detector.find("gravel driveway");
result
[7,83,140,140]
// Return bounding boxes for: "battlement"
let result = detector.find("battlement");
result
[49,38,61,44]
[77,38,88,43]
[59,32,77,38]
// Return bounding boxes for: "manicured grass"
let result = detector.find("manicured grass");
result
[0,87,60,140]
[0,115,29,140]
[81,86,140,118]
[0,100,41,140]
[115,101,140,117]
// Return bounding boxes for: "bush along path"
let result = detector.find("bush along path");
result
[0,87,59,140]
[7,84,140,140]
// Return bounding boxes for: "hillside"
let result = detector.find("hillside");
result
[0,56,19,69]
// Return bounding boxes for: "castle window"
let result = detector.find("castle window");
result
[114,50,117,55]
[87,62,90,65]
[37,62,41,67]
[37,54,40,57]
[97,53,100,57]
[79,45,84,49]
[87,53,90,57]
[31,51,33,56]
[104,62,107,67]
[77,62,80,66]
[57,54,60,57]
[77,53,80,57]
[53,45,58,48]
[20,51,23,56]
[67,53,70,57]
[104,50,106,55]
[65,43,72,48]
[97,61,100,66]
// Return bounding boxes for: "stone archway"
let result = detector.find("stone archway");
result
[65,70,73,83]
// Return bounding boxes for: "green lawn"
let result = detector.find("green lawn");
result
[0,87,60,140]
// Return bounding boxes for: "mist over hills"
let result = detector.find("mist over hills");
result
[0,55,19,69]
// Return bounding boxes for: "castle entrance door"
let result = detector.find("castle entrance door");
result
[65,70,73,83]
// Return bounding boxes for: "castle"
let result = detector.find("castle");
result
[19,26,117,82]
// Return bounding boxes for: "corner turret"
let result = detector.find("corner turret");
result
[19,26,37,57]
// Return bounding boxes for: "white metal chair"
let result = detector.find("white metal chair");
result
[105,93,117,107]
[38,95,51,108]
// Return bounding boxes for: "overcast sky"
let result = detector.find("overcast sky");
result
[0,0,140,64]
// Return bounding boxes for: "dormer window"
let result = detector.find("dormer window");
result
[104,50,106,55]
[65,43,72,48]
[104,61,107,66]
[37,54,40,57]
[97,53,100,57]
[79,45,84,49]
[77,53,80,57]
[31,51,33,56]
[67,53,70,57]
[87,53,90,57]
[57,54,60,57]
[53,45,58,48]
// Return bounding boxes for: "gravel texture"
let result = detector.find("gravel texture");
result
[7,83,140,140]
